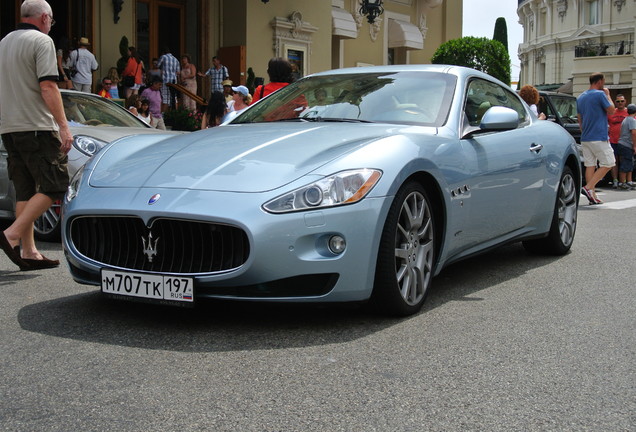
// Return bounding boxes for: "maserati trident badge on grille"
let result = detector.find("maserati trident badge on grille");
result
[148,193,161,205]
[142,232,160,262]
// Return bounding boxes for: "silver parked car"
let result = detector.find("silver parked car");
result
[62,65,581,316]
[0,139,13,221]
[0,89,178,241]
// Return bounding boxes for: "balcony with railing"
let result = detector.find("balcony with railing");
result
[575,40,633,58]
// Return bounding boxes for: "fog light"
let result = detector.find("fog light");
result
[328,235,346,255]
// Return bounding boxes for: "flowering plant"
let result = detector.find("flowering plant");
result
[163,108,203,131]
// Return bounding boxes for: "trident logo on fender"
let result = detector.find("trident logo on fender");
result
[141,231,160,263]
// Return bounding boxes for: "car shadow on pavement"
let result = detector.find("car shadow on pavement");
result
[16,243,560,353]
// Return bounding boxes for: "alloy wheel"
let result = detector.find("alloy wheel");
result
[394,190,434,306]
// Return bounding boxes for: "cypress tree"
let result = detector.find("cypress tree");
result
[493,17,508,52]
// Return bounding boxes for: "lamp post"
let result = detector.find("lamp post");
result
[359,0,384,24]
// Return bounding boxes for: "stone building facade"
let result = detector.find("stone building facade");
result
[1,0,461,99]
[517,0,635,99]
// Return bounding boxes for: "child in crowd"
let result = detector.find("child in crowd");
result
[107,67,121,99]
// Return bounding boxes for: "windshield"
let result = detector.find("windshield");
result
[550,95,578,124]
[232,71,456,127]
[62,92,148,128]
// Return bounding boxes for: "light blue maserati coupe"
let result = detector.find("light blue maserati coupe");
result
[62,65,581,316]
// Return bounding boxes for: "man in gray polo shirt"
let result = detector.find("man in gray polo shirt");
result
[0,0,73,271]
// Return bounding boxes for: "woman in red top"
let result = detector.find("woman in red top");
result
[122,46,145,98]
[251,57,293,104]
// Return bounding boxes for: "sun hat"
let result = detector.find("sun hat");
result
[79,37,90,46]
[222,79,233,87]
[231,85,249,96]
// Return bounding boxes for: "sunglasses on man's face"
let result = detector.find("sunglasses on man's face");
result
[616,100,625,103]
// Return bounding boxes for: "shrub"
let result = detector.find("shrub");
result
[431,36,511,85]
[163,108,202,131]
[117,36,129,76]
[246,67,255,95]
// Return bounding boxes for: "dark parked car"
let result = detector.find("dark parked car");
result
[537,91,580,143]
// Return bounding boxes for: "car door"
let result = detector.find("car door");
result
[459,78,546,247]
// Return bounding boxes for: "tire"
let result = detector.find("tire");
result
[522,166,577,255]
[34,200,62,242]
[371,181,435,316]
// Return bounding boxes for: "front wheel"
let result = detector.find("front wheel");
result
[34,200,62,242]
[523,166,578,255]
[371,182,435,316]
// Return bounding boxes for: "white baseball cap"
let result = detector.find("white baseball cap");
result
[231,85,249,96]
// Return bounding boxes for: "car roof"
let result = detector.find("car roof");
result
[538,90,575,98]
[306,64,503,83]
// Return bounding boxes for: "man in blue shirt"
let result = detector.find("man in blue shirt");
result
[156,46,180,111]
[577,72,615,204]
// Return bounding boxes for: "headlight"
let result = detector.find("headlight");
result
[263,169,382,214]
[65,167,84,202]
[73,135,108,156]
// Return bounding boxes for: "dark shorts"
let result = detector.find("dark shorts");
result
[1,131,70,201]
[614,144,634,173]
[611,143,619,155]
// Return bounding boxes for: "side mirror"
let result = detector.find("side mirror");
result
[479,106,520,131]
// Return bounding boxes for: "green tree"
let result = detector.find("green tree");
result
[431,36,511,85]
[493,17,508,52]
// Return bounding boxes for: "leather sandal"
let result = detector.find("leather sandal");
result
[20,255,60,271]
[0,232,30,270]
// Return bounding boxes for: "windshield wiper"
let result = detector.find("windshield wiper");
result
[317,117,373,123]
[298,116,373,123]
[270,117,311,122]
[270,116,374,123]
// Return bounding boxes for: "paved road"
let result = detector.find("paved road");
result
[1,188,634,431]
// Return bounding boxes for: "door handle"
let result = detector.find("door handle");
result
[530,143,543,153]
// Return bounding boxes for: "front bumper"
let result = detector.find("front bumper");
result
[63,186,392,303]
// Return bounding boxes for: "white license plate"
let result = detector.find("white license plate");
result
[101,269,193,303]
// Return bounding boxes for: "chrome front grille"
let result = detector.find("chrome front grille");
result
[69,216,249,274]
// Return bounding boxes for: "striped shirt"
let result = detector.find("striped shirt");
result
[205,65,228,93]
[157,53,180,84]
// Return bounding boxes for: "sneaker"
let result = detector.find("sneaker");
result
[613,179,619,189]
[617,182,630,191]
[581,186,599,204]
[628,182,636,190]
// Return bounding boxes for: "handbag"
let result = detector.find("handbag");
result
[123,60,141,87]
[122,75,135,87]
[68,49,78,78]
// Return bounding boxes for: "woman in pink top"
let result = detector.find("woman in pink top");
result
[179,54,197,111]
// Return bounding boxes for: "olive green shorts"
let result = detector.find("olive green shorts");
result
[2,131,70,201]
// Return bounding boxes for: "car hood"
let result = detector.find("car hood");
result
[69,125,176,142]
[89,123,397,192]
